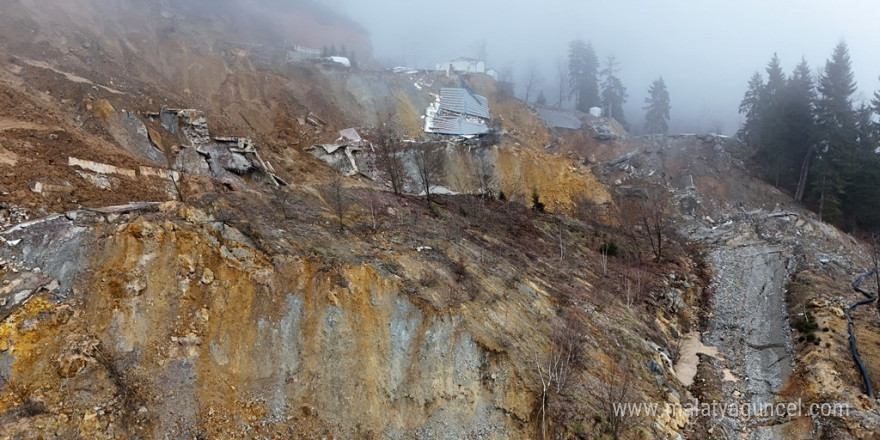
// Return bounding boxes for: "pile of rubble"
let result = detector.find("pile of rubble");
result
[306,128,371,177]
[148,107,288,188]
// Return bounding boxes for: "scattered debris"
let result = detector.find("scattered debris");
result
[391,67,420,75]
[0,205,30,231]
[586,115,625,140]
[305,112,327,127]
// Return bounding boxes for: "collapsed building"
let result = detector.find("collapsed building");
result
[306,128,371,177]
[424,87,490,137]
[148,107,288,188]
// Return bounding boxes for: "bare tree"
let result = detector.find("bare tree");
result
[638,187,672,263]
[413,142,446,207]
[622,263,646,307]
[474,151,496,197]
[323,176,352,230]
[596,369,638,440]
[533,316,584,440]
[374,111,407,196]
[522,61,543,104]
[364,190,382,231]
[620,186,671,263]
[600,246,610,276]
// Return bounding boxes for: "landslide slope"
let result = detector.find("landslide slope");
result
[0,2,702,439]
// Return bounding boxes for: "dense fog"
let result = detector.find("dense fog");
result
[326,0,880,135]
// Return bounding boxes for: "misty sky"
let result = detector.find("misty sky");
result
[329,0,880,135]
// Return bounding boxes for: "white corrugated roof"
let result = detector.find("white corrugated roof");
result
[428,116,490,136]
[438,88,490,120]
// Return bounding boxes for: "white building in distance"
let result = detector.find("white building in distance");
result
[436,57,486,76]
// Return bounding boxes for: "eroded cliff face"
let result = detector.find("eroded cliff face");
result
[0,203,553,439]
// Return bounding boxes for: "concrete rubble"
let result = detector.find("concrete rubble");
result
[307,128,371,176]
[586,115,625,140]
[148,108,288,187]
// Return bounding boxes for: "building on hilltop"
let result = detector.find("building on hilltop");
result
[436,57,486,77]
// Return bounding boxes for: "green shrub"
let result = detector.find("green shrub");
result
[793,312,819,334]
[598,241,619,257]
[531,191,545,212]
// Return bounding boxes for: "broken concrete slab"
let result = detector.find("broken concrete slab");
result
[29,180,74,196]
[174,147,213,177]
[76,171,113,190]
[68,157,136,178]
[199,144,255,175]
[305,112,327,127]
[307,143,363,176]
[338,128,363,144]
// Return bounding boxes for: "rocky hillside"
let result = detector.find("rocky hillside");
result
[1,1,879,439]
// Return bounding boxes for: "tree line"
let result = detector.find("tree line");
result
[738,41,880,231]
[529,39,670,135]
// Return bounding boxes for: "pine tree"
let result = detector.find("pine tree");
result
[811,41,858,222]
[843,104,880,230]
[568,40,600,112]
[536,90,547,106]
[600,55,629,129]
[760,53,790,186]
[737,71,765,147]
[872,76,880,132]
[643,77,670,135]
[787,58,817,201]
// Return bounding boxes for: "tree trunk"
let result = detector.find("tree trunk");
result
[795,146,813,202]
